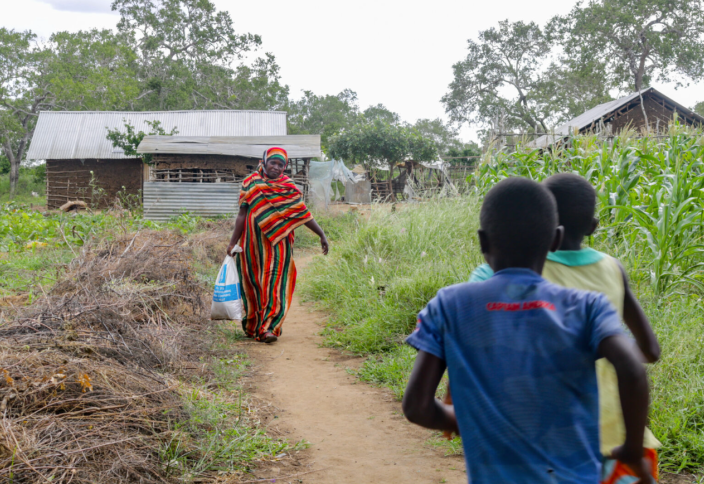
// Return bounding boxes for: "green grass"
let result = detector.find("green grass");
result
[161,322,306,480]
[0,205,229,297]
[0,172,46,205]
[294,209,360,250]
[299,196,704,474]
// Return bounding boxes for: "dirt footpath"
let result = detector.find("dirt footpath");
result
[246,255,466,484]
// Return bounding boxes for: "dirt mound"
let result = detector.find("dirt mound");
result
[0,230,212,483]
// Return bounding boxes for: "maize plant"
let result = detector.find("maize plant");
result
[473,124,704,296]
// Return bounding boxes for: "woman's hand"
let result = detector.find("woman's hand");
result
[226,243,236,258]
[320,236,329,255]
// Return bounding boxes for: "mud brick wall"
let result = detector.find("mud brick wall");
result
[46,159,143,209]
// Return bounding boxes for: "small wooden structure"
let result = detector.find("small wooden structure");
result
[531,87,704,149]
[136,135,321,221]
[25,110,288,209]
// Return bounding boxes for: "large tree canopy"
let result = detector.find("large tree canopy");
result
[0,28,138,195]
[111,0,270,110]
[287,89,360,148]
[553,0,704,92]
[442,20,555,133]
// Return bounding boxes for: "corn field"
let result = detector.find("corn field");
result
[474,125,704,297]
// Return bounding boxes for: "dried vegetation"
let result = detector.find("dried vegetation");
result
[0,225,279,483]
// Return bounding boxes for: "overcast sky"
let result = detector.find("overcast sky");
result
[2,0,703,142]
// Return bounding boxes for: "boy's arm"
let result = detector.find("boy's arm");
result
[599,334,654,483]
[402,351,458,434]
[616,260,661,363]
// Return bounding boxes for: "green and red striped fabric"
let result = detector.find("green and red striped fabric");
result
[239,171,313,246]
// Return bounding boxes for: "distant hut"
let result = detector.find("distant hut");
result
[25,110,288,209]
[136,135,321,221]
[531,87,704,149]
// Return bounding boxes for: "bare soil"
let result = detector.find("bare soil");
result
[244,254,467,484]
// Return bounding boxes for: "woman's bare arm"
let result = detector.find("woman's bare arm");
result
[304,219,329,255]
[226,206,247,257]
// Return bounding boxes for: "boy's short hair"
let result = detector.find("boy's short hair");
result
[543,173,596,239]
[480,177,558,263]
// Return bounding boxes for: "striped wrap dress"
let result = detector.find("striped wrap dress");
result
[236,171,313,340]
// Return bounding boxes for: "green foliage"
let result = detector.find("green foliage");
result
[301,198,483,355]
[328,119,439,172]
[446,143,481,166]
[474,126,704,296]
[161,345,301,479]
[553,0,704,92]
[363,104,400,125]
[0,27,139,195]
[694,101,704,117]
[112,0,290,112]
[0,168,45,205]
[287,89,361,149]
[412,118,464,156]
[106,119,179,165]
[442,20,558,133]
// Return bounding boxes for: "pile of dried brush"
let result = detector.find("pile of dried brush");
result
[0,229,219,483]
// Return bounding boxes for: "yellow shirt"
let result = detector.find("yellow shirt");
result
[542,250,661,455]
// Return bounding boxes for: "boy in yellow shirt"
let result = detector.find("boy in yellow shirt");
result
[462,173,661,483]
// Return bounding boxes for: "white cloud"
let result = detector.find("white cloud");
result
[37,0,114,14]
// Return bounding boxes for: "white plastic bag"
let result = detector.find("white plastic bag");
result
[210,246,243,320]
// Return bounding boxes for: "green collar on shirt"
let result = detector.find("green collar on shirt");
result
[546,247,605,267]
[468,248,607,283]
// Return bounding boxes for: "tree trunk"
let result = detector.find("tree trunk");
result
[388,162,396,202]
[9,153,19,198]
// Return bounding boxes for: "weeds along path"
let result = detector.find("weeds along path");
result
[246,254,466,484]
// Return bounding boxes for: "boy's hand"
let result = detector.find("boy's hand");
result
[402,351,458,435]
[609,446,656,484]
[442,385,458,440]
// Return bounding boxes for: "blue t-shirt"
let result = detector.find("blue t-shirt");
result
[406,268,623,484]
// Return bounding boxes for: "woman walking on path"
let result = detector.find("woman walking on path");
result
[227,147,329,343]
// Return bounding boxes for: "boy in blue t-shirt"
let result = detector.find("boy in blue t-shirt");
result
[402,178,653,484]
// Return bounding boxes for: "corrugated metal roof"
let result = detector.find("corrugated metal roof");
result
[530,87,704,149]
[26,110,288,161]
[137,135,322,159]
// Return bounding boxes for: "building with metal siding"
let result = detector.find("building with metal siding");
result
[137,135,321,222]
[25,110,288,209]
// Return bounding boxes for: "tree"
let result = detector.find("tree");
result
[111,0,287,111]
[287,89,360,148]
[553,0,704,92]
[328,120,438,200]
[446,143,482,166]
[363,104,400,124]
[106,119,178,165]
[442,20,556,133]
[412,118,463,155]
[0,28,138,196]
[541,57,614,123]
[693,101,704,117]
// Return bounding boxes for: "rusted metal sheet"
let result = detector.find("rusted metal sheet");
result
[27,110,288,161]
[142,182,239,222]
[137,135,322,159]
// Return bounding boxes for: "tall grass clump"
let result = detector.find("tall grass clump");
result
[301,124,704,474]
[301,197,483,355]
